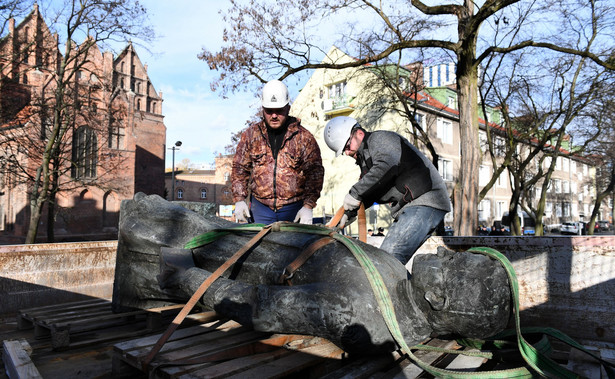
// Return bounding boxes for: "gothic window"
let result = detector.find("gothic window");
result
[108,121,125,149]
[71,126,97,179]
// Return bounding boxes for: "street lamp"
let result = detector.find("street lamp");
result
[169,141,182,201]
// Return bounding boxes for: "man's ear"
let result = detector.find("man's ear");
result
[356,128,365,140]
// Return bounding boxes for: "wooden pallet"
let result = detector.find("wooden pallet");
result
[17,299,211,350]
[111,316,502,379]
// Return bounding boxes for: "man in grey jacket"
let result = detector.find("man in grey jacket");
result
[324,116,451,265]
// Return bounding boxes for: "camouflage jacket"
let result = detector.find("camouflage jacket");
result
[231,117,324,210]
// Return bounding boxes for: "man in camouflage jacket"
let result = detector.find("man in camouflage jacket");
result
[231,80,324,224]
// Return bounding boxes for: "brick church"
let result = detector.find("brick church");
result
[0,5,166,243]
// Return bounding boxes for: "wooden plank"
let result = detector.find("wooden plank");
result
[445,350,487,371]
[2,339,43,379]
[161,334,309,378]
[221,340,343,379]
[178,349,294,379]
[319,353,399,379]
[113,320,242,371]
[113,320,235,353]
[155,329,269,363]
[18,298,109,314]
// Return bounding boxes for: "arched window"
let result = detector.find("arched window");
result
[177,188,183,199]
[71,126,97,179]
[200,188,207,199]
[136,98,141,110]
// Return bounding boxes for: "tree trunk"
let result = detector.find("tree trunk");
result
[46,196,55,243]
[454,57,480,236]
[25,196,44,243]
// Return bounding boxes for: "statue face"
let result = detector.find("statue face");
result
[409,248,511,339]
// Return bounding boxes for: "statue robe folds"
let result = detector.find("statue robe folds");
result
[112,193,511,354]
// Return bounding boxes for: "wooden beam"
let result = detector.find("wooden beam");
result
[2,339,42,379]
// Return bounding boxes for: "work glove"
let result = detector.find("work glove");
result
[234,200,250,223]
[337,209,357,229]
[293,206,313,224]
[343,193,361,211]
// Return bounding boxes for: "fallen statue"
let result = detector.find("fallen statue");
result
[112,193,511,354]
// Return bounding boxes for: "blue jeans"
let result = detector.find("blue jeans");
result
[250,196,303,224]
[379,205,447,266]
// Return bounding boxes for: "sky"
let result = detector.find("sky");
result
[140,1,261,169]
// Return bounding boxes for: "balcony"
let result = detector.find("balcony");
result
[322,95,354,115]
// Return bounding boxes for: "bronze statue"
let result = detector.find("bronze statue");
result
[112,193,511,354]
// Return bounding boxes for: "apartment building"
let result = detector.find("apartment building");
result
[292,46,608,234]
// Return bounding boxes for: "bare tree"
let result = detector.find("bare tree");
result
[478,40,608,235]
[574,83,615,234]
[199,0,615,235]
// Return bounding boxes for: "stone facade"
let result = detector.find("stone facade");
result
[0,5,166,243]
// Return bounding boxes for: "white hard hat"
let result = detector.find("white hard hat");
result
[261,80,290,108]
[324,116,359,157]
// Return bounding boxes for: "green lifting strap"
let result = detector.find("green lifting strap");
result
[183,224,615,378]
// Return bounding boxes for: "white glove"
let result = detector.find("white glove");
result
[234,200,250,223]
[293,206,313,224]
[343,193,361,211]
[337,213,356,229]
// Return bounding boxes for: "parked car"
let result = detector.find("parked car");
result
[560,222,581,235]
[597,220,611,231]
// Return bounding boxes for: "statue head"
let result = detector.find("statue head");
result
[409,247,511,339]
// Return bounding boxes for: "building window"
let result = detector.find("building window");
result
[447,96,456,109]
[224,172,230,182]
[438,158,453,181]
[108,122,125,149]
[413,113,423,129]
[494,137,506,156]
[478,199,491,222]
[177,188,183,199]
[479,131,488,152]
[328,81,347,99]
[496,201,506,219]
[496,172,507,188]
[545,202,553,217]
[71,126,97,179]
[437,118,453,144]
[563,202,571,217]
[479,165,490,186]
[200,188,207,199]
[554,179,562,194]
[562,157,569,172]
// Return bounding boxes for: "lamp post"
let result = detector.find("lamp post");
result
[169,141,182,201]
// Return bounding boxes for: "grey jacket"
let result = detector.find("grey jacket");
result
[350,130,451,216]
